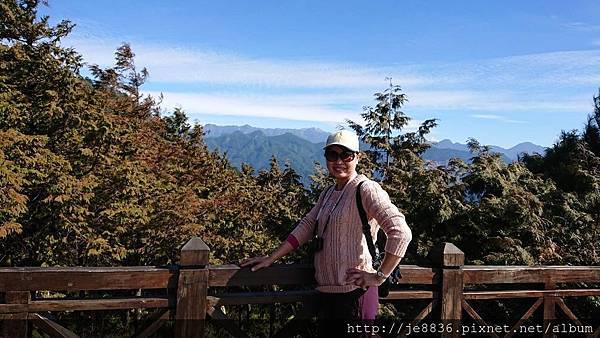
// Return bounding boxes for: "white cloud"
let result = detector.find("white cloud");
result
[78,37,600,90]
[147,90,444,129]
[562,22,600,32]
[148,91,362,123]
[483,50,600,86]
[407,90,484,108]
[67,35,431,89]
[63,29,600,122]
[470,114,527,124]
[407,90,591,113]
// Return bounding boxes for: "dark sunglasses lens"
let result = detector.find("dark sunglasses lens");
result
[325,150,338,162]
[325,150,355,162]
[341,152,355,162]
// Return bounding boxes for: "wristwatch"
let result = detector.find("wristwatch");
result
[376,269,388,280]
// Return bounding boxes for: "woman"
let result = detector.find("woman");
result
[240,130,412,335]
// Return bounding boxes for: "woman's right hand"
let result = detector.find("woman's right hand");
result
[239,255,273,271]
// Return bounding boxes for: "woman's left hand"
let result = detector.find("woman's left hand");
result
[345,268,384,290]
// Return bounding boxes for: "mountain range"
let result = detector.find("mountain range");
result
[203,124,547,183]
[204,124,327,143]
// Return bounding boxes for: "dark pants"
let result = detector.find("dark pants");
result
[316,287,378,337]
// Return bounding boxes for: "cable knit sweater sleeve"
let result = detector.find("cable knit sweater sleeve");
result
[289,187,329,247]
[360,180,412,257]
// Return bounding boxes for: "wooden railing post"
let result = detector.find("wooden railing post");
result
[3,291,31,338]
[543,281,556,338]
[429,242,464,338]
[175,237,210,338]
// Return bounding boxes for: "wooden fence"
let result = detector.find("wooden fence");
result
[1,237,599,337]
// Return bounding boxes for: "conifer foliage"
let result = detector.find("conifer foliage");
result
[1,0,598,331]
[0,0,307,268]
[347,86,599,267]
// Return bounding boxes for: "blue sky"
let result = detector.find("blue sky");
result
[41,1,600,148]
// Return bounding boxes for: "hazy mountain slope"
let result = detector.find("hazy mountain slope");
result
[205,131,325,182]
[204,124,329,143]
[204,126,547,183]
[433,139,547,161]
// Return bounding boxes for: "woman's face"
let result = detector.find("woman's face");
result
[325,145,359,180]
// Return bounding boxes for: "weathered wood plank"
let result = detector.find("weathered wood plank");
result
[412,300,435,324]
[0,264,434,292]
[205,289,433,307]
[464,289,600,299]
[394,266,438,284]
[174,269,208,338]
[0,297,170,313]
[382,290,434,299]
[208,264,434,286]
[209,264,314,286]
[0,266,177,273]
[5,291,30,303]
[207,290,318,307]
[505,298,543,338]
[3,291,30,338]
[435,244,464,338]
[135,310,170,338]
[29,313,79,338]
[0,267,177,291]
[428,243,465,268]
[398,300,436,337]
[180,237,210,266]
[543,282,556,338]
[441,268,463,338]
[462,299,499,338]
[554,298,584,327]
[463,266,600,284]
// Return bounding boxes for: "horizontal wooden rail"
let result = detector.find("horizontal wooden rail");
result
[463,265,600,284]
[207,290,318,307]
[208,264,315,287]
[464,288,600,300]
[208,264,436,286]
[383,290,434,299]
[1,263,432,292]
[0,297,171,314]
[2,238,599,338]
[0,266,177,291]
[391,266,437,284]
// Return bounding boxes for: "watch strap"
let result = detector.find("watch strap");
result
[376,268,388,279]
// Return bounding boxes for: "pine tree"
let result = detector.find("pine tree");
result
[346,84,437,176]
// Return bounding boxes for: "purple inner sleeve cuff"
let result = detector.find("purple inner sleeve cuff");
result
[286,234,300,250]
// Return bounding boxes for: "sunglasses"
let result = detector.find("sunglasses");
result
[324,149,356,162]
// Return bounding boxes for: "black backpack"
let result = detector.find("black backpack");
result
[356,180,402,297]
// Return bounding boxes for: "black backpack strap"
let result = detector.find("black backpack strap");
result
[356,181,377,266]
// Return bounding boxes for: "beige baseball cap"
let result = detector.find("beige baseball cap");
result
[324,130,359,152]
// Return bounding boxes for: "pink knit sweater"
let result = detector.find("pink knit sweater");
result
[288,174,412,293]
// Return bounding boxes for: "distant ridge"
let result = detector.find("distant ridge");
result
[204,130,324,184]
[430,139,547,161]
[204,124,329,144]
[203,124,548,183]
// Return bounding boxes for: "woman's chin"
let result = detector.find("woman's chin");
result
[332,171,349,179]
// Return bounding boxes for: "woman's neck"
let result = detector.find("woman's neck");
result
[334,172,357,190]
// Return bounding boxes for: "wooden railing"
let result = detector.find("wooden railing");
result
[1,238,599,337]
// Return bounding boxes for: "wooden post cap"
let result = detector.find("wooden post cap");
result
[180,237,210,266]
[427,242,465,268]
